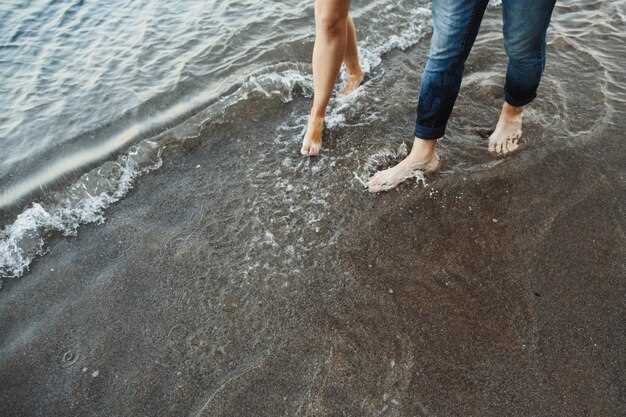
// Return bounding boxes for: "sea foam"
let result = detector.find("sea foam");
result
[0,142,161,280]
[0,4,432,281]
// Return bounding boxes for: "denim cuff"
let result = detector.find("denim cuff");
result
[414,123,445,140]
[505,91,537,107]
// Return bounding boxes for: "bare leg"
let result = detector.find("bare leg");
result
[489,102,523,154]
[301,0,353,156]
[339,16,364,96]
[368,138,440,192]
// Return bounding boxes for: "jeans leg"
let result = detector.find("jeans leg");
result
[415,0,489,140]
[502,0,556,107]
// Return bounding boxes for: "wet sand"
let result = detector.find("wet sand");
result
[1,94,624,416]
[2,5,626,415]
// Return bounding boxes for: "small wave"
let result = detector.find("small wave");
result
[0,5,434,282]
[356,7,431,74]
[166,62,314,140]
[0,141,162,281]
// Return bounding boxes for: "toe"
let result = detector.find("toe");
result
[368,171,395,193]
[505,138,517,154]
[308,143,321,156]
[301,137,322,156]
[367,174,383,193]
[368,181,384,193]
[503,139,511,154]
[500,136,521,154]
[496,140,505,155]
[501,139,509,154]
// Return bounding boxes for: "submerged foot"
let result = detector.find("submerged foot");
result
[339,71,365,96]
[489,103,523,155]
[301,116,324,156]
[368,148,440,193]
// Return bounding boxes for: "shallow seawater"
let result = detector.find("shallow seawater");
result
[0,0,437,277]
[2,0,624,278]
[0,1,625,416]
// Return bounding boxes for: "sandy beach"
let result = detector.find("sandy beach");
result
[1,1,625,416]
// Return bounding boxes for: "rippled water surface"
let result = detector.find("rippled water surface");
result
[1,1,625,416]
[1,0,298,178]
[0,0,424,196]
[1,0,625,278]
[0,0,437,274]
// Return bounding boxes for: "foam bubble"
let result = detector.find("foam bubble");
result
[0,143,161,280]
[365,142,409,175]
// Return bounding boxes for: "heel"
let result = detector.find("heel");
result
[424,153,441,173]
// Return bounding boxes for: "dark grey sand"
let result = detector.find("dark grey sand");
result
[2,5,626,416]
[2,112,625,416]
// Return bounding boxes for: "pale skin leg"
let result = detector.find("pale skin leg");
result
[301,0,364,156]
[367,102,524,192]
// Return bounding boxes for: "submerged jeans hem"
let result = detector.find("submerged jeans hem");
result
[414,124,445,140]
[505,91,536,107]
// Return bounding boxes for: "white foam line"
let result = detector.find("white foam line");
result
[0,87,219,209]
[0,63,315,210]
[353,171,368,188]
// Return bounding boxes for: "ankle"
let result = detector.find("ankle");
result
[502,102,523,120]
[347,67,363,79]
[309,108,325,122]
[409,138,436,161]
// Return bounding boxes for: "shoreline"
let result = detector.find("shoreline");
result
[1,85,624,415]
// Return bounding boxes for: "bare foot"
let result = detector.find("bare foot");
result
[339,71,364,96]
[368,139,440,193]
[301,116,324,156]
[489,103,523,155]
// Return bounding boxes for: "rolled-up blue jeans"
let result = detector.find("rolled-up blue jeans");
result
[414,0,556,140]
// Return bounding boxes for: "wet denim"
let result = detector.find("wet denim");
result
[415,0,556,139]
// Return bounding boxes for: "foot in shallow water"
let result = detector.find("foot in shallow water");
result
[301,116,324,156]
[368,138,440,193]
[339,71,365,96]
[489,102,523,155]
